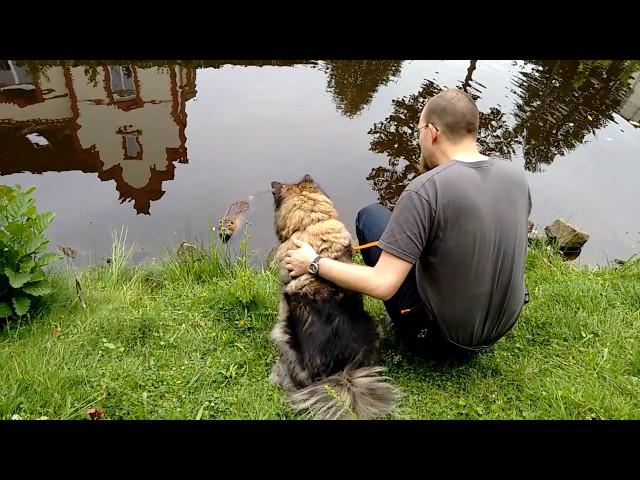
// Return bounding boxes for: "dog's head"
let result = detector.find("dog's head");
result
[270,174,320,210]
[270,174,336,242]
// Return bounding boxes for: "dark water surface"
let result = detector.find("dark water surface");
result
[1,60,639,266]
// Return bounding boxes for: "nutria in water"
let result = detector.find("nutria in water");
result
[217,198,250,243]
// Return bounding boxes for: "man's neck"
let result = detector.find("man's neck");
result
[438,142,486,166]
[453,154,488,163]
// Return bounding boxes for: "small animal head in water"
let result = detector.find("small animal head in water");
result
[217,199,250,243]
[218,218,235,243]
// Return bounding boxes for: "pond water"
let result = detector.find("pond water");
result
[1,60,639,266]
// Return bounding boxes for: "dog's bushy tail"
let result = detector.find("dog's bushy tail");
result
[288,366,401,420]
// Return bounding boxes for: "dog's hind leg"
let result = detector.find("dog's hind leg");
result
[270,356,296,391]
[270,296,313,389]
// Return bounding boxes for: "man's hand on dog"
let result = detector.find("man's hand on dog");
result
[285,238,318,277]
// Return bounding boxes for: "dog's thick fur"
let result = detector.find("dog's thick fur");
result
[269,174,400,420]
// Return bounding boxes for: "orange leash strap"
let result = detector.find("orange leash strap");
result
[352,241,379,251]
[352,240,417,316]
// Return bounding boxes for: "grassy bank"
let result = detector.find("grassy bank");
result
[1,237,638,420]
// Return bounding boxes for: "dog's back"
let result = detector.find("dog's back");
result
[284,280,379,380]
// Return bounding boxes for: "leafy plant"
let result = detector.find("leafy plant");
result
[0,185,60,319]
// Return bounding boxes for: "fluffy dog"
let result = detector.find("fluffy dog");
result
[269,174,400,420]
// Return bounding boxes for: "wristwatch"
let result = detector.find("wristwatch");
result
[308,256,323,275]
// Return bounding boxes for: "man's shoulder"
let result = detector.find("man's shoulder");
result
[409,157,525,191]
[405,161,460,194]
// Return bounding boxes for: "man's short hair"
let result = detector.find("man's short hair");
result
[424,89,479,143]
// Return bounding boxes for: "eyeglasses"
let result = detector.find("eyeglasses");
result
[416,122,439,140]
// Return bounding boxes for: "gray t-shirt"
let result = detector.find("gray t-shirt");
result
[378,157,531,349]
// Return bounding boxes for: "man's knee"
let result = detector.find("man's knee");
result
[356,203,391,241]
[356,203,382,230]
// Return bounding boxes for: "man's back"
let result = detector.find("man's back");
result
[379,157,531,349]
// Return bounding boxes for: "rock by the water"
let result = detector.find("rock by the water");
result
[544,219,590,250]
[561,250,582,261]
[177,241,197,261]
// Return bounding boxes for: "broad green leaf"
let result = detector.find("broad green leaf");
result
[29,270,46,282]
[4,268,33,288]
[5,221,29,238]
[21,237,49,256]
[6,192,32,219]
[19,258,36,272]
[12,296,30,316]
[33,212,56,233]
[26,205,37,218]
[0,302,12,318]
[22,280,52,297]
[36,253,61,267]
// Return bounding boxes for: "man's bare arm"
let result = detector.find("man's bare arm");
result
[284,238,413,301]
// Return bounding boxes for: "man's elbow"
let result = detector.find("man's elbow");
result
[374,281,399,302]
[379,291,395,302]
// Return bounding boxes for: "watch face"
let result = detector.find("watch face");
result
[309,263,318,275]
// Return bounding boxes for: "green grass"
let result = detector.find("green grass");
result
[1,235,638,420]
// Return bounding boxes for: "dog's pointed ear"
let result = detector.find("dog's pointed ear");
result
[302,174,314,183]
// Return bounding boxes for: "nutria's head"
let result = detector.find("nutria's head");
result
[217,218,235,243]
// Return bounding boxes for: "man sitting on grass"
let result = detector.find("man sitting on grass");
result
[284,89,531,358]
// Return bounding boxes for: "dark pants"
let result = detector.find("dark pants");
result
[355,203,475,359]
